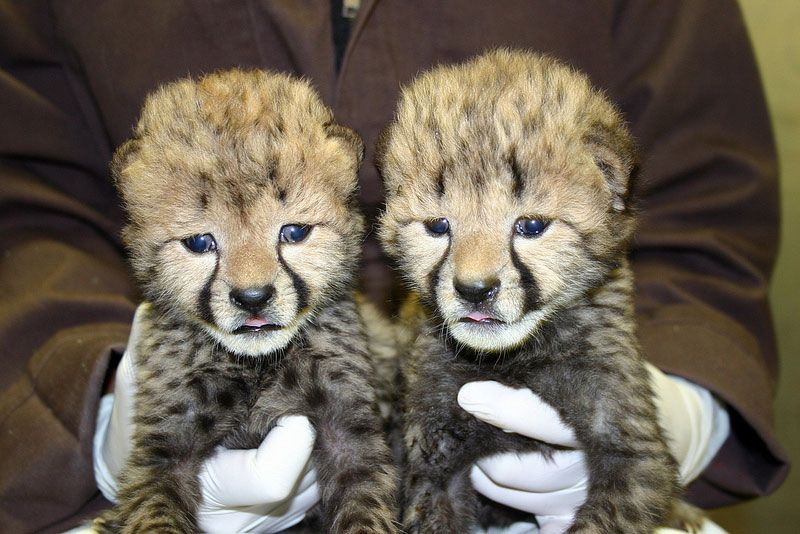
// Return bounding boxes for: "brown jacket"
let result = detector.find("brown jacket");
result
[0,1,788,532]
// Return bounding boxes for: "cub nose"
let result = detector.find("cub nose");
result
[229,285,275,314]
[454,278,501,304]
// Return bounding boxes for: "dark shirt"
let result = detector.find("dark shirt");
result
[0,1,788,532]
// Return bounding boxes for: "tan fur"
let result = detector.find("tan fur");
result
[98,69,398,533]
[377,50,700,533]
[378,50,636,352]
[114,69,364,356]
[379,49,634,249]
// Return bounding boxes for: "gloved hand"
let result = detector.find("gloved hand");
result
[458,363,730,534]
[93,304,320,533]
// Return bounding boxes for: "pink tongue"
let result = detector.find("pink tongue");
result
[466,311,492,322]
[244,316,269,328]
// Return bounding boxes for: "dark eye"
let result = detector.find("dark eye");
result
[182,233,217,253]
[280,224,312,243]
[424,218,450,236]
[515,217,550,238]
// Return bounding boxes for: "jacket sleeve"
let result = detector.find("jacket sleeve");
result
[608,0,788,506]
[0,2,136,531]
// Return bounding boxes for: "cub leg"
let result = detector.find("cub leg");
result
[402,420,480,534]
[299,301,400,533]
[310,390,400,533]
[96,367,249,533]
[555,372,680,533]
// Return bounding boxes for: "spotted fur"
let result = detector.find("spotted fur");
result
[95,70,397,533]
[377,50,702,533]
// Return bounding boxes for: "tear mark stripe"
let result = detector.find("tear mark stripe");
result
[427,239,451,300]
[198,255,220,325]
[509,242,541,314]
[277,246,309,313]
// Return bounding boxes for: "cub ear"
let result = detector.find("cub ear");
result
[324,122,364,167]
[373,124,404,199]
[373,125,392,178]
[109,137,142,187]
[583,121,637,213]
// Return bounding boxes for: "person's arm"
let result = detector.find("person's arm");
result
[0,2,137,531]
[608,0,788,504]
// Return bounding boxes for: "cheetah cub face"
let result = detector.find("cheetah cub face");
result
[378,50,636,352]
[114,70,364,356]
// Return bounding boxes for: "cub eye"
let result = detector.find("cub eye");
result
[515,217,550,238]
[424,218,450,236]
[182,233,217,253]
[280,224,312,243]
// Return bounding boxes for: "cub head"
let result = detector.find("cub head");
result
[113,69,364,356]
[377,50,636,352]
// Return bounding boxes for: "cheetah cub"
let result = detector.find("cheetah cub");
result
[96,70,397,533]
[376,50,702,533]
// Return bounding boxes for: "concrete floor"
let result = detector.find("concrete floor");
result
[706,2,800,532]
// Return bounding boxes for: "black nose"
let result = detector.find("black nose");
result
[229,285,275,314]
[454,278,500,304]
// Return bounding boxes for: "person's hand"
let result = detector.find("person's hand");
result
[458,381,583,534]
[93,304,320,533]
[458,364,730,534]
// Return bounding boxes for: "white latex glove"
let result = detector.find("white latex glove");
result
[458,363,730,534]
[93,304,320,533]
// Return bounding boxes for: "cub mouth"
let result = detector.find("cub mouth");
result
[233,315,283,334]
[458,311,504,325]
